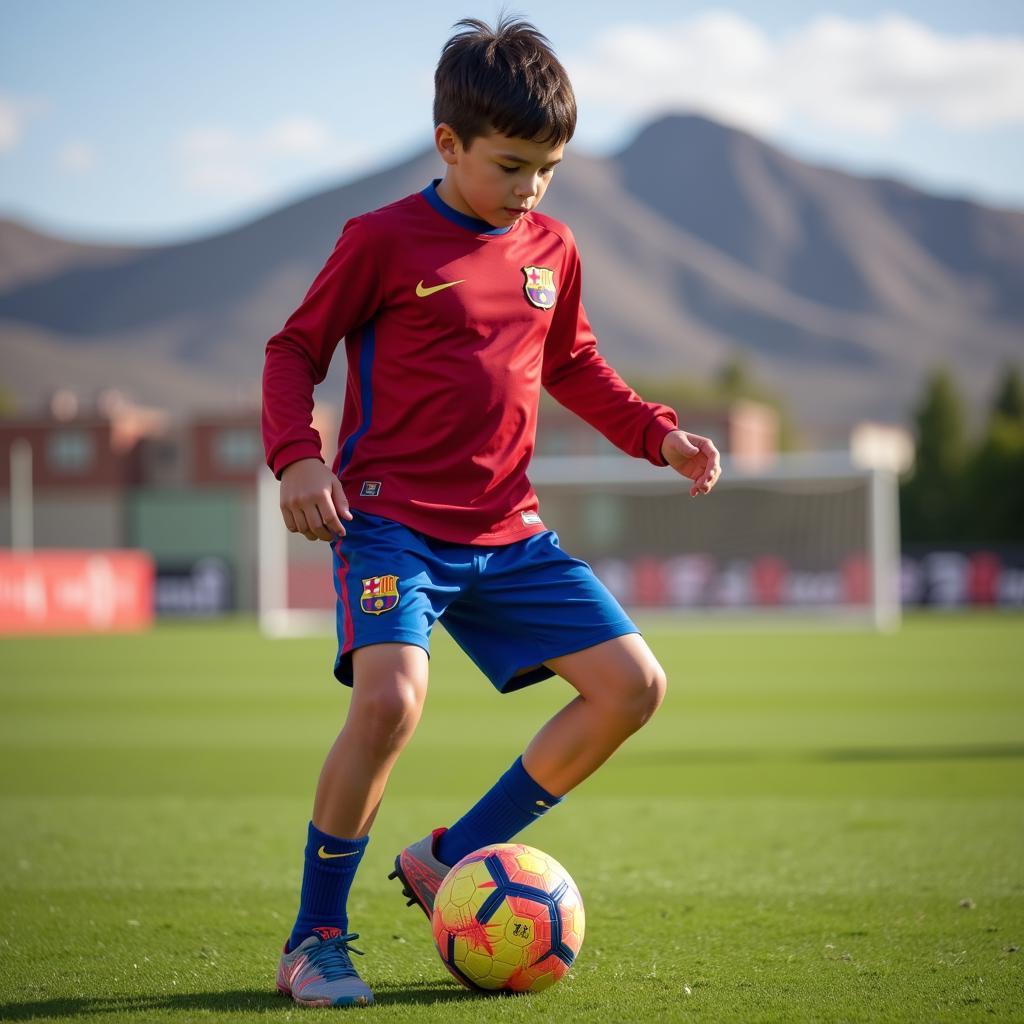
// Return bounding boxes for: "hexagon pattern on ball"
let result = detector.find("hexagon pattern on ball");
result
[431,843,585,993]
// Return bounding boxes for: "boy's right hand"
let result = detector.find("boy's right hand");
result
[279,459,354,541]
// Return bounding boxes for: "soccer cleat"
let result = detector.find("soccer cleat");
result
[388,827,451,920]
[276,926,374,1008]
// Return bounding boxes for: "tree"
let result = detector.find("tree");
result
[715,354,756,400]
[713,352,799,450]
[964,362,1024,541]
[965,417,1024,542]
[900,367,967,543]
[990,362,1024,424]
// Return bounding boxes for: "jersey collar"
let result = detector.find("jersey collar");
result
[421,179,514,235]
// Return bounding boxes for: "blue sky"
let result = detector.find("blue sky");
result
[1,0,1022,243]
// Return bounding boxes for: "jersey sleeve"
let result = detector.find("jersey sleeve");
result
[541,229,678,465]
[261,216,383,478]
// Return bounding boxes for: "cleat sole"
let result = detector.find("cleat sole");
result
[388,858,431,918]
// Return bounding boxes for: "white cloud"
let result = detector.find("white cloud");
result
[183,160,268,198]
[264,116,331,155]
[568,11,1024,139]
[58,141,97,174]
[181,127,238,159]
[178,115,372,197]
[0,94,50,152]
[0,100,18,151]
[178,127,265,198]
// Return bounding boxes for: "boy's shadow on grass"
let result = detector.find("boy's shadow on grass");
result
[0,981,477,1019]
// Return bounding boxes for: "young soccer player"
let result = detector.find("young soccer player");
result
[262,15,721,1008]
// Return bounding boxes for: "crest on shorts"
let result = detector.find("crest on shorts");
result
[521,265,556,310]
[360,574,400,615]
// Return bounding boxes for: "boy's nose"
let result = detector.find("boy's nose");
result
[515,175,541,197]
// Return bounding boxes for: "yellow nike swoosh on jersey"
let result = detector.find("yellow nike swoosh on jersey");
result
[416,279,465,297]
[317,845,359,860]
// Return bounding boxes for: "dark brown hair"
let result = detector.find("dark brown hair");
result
[434,13,577,149]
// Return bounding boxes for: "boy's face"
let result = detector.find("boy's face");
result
[434,124,565,228]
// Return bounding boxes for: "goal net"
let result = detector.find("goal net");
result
[258,453,900,636]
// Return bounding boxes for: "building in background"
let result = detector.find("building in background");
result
[7,390,1017,614]
[0,391,267,615]
[536,394,779,470]
[1,391,771,614]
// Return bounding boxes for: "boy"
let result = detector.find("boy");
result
[262,15,720,1009]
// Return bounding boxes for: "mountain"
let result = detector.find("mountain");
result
[616,116,1024,322]
[1,114,1021,431]
[0,217,142,292]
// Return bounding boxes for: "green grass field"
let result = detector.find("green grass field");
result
[1,615,1022,1022]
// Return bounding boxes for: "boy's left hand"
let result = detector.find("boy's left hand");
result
[661,430,722,496]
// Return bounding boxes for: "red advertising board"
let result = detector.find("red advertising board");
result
[0,551,154,634]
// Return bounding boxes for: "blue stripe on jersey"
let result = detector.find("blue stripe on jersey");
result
[338,320,376,474]
[421,179,512,235]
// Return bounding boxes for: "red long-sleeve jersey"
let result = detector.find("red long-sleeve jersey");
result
[262,179,678,545]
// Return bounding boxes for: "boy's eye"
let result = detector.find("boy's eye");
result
[499,164,555,175]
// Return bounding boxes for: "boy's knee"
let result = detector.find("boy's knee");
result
[593,655,666,730]
[628,660,667,728]
[354,676,426,751]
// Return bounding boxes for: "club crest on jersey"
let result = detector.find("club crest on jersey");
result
[360,575,400,615]
[521,265,556,310]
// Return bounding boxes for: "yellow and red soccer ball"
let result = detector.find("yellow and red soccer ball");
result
[431,843,585,993]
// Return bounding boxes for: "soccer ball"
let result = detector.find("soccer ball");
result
[431,843,585,993]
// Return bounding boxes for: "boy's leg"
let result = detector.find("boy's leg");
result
[312,643,429,839]
[436,633,664,864]
[392,633,665,916]
[279,643,428,1008]
[521,632,665,796]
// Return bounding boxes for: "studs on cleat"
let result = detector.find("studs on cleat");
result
[389,861,424,912]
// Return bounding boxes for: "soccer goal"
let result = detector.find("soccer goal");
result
[529,453,900,630]
[257,453,901,637]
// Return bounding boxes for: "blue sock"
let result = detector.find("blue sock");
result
[436,756,563,866]
[288,822,368,951]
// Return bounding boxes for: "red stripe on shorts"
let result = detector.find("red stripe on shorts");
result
[335,549,354,651]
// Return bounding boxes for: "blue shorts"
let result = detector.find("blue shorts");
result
[330,510,638,692]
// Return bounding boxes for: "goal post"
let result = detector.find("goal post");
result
[257,453,901,636]
[257,467,339,637]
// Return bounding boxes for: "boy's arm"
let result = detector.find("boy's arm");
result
[262,216,383,538]
[542,233,721,496]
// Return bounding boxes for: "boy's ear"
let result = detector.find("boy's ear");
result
[435,123,461,166]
